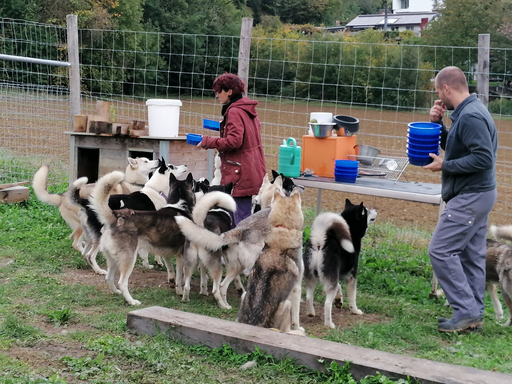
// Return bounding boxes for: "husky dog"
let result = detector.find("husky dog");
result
[253,170,299,213]
[237,188,304,333]
[69,160,187,274]
[32,158,160,251]
[182,186,237,309]
[89,171,196,305]
[177,174,295,306]
[304,199,377,328]
[108,158,187,211]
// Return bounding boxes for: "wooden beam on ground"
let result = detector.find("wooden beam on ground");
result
[0,181,30,190]
[127,307,512,384]
[0,186,29,203]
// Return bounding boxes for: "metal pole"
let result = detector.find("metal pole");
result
[477,34,490,107]
[238,18,253,94]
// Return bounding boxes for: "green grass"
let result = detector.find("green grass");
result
[0,186,511,383]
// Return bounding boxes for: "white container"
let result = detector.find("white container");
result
[310,112,333,124]
[146,99,182,137]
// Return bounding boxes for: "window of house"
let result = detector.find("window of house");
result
[406,26,414,30]
[401,0,409,8]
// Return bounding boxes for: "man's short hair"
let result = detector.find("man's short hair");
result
[435,66,469,92]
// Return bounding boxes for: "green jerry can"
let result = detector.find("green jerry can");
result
[278,137,302,178]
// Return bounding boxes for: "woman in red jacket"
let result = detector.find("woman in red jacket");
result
[198,73,267,225]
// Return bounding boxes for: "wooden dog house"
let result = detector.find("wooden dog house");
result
[66,132,212,183]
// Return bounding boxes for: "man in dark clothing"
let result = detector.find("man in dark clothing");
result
[425,66,498,332]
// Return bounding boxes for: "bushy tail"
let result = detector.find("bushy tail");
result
[192,191,237,226]
[32,165,63,207]
[68,177,89,209]
[175,216,242,251]
[309,212,354,253]
[88,171,125,226]
[489,225,512,242]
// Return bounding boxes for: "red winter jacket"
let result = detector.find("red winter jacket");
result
[201,97,267,197]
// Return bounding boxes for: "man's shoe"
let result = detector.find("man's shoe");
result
[438,316,483,332]
[438,317,450,324]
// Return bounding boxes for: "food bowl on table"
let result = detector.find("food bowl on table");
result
[310,122,336,139]
[333,115,360,136]
[203,119,220,131]
[186,133,203,146]
[354,144,380,165]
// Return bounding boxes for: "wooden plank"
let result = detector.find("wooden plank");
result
[0,181,30,190]
[0,186,29,203]
[73,114,88,132]
[86,115,109,133]
[127,306,512,384]
[96,100,112,121]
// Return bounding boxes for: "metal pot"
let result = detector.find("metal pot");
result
[310,122,336,139]
[333,115,360,136]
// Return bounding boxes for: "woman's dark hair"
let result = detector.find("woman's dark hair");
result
[212,73,245,99]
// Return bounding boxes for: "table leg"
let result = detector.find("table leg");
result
[316,189,322,216]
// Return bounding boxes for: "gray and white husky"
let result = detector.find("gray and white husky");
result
[89,171,196,305]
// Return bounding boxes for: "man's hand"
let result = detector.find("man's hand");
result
[423,153,443,172]
[430,100,445,122]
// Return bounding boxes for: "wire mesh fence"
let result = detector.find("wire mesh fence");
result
[1,18,512,226]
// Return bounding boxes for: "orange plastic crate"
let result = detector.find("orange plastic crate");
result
[301,135,357,177]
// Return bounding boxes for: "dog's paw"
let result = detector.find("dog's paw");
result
[199,288,208,296]
[168,278,176,289]
[143,263,154,269]
[326,322,336,329]
[350,308,363,315]
[334,298,343,309]
[175,286,183,295]
[287,329,306,337]
[503,319,511,327]
[96,269,107,275]
[129,299,141,306]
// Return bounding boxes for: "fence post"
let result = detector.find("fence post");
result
[238,18,253,93]
[67,15,81,125]
[477,34,490,108]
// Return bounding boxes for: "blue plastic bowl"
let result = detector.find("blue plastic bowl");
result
[334,170,359,177]
[407,131,441,142]
[408,154,434,166]
[406,143,440,153]
[407,148,439,157]
[407,122,441,136]
[407,136,440,146]
[335,159,359,168]
[186,133,203,146]
[335,174,357,183]
[203,119,220,131]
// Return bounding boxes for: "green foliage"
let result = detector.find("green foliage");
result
[0,314,43,346]
[488,97,512,116]
[61,354,111,380]
[46,307,73,327]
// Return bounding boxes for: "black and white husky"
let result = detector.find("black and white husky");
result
[181,182,237,309]
[304,199,377,328]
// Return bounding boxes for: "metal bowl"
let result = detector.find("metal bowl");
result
[355,144,380,165]
[310,122,336,139]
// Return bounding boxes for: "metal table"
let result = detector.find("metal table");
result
[293,176,444,214]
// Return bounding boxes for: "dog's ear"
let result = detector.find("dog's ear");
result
[127,157,137,168]
[271,170,279,180]
[273,175,283,190]
[224,182,233,195]
[169,172,177,184]
[261,173,270,186]
[345,198,352,208]
[185,172,194,186]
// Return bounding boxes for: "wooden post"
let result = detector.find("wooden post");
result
[477,34,490,108]
[238,18,253,94]
[67,14,81,185]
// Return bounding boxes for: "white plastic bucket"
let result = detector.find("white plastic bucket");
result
[310,112,333,124]
[146,99,182,137]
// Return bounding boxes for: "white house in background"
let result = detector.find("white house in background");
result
[392,0,437,13]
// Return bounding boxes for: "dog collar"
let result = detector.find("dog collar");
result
[130,182,146,188]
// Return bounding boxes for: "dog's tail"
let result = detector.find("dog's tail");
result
[489,224,512,242]
[32,165,64,207]
[175,216,242,251]
[89,171,125,226]
[68,177,89,209]
[192,191,237,226]
[309,212,354,253]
